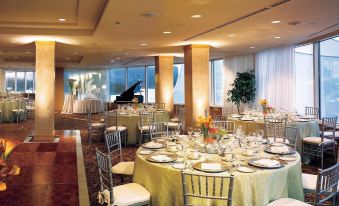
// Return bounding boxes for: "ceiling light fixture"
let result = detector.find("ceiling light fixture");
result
[65,57,70,60]
[191,14,202,19]
[13,56,19,59]
[273,36,281,39]
[250,46,255,49]
[163,31,172,34]
[116,57,121,60]
[271,20,281,24]
[228,34,235,37]
[140,43,148,46]
[58,18,66,22]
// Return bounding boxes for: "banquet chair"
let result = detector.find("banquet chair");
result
[301,163,339,206]
[264,116,287,143]
[87,105,105,144]
[305,107,319,119]
[170,106,185,122]
[105,110,127,146]
[25,99,35,119]
[302,116,337,169]
[181,172,234,206]
[138,111,155,145]
[155,103,166,110]
[283,127,300,150]
[149,122,169,140]
[168,107,185,130]
[104,131,134,181]
[212,121,236,134]
[213,115,228,121]
[95,148,150,206]
[12,99,26,123]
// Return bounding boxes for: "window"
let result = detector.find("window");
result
[5,71,35,93]
[109,68,126,101]
[210,60,224,106]
[173,64,185,104]
[320,37,339,119]
[127,67,145,99]
[295,44,314,114]
[146,66,155,103]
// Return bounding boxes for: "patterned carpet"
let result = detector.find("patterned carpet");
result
[0,113,337,205]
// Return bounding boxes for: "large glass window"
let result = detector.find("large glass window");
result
[173,64,185,104]
[211,60,224,106]
[320,37,339,119]
[109,68,126,101]
[26,72,34,93]
[16,72,25,92]
[127,67,145,99]
[147,66,155,103]
[5,71,35,93]
[295,44,314,114]
[5,71,15,91]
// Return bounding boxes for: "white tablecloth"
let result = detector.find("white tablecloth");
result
[73,99,102,114]
[61,95,75,114]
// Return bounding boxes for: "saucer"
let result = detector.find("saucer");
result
[237,166,256,173]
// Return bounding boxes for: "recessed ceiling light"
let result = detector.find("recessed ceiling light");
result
[25,51,31,54]
[228,34,235,37]
[271,20,281,24]
[140,43,148,46]
[65,57,70,60]
[250,46,255,49]
[273,36,281,39]
[13,56,19,59]
[73,52,78,55]
[191,14,202,19]
[163,31,172,34]
[58,18,66,22]
[115,57,121,60]
[110,59,115,62]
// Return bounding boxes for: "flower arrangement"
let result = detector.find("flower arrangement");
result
[260,99,269,115]
[0,138,20,191]
[196,115,212,138]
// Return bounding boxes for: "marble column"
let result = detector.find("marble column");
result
[0,70,5,93]
[55,67,64,112]
[155,56,174,113]
[34,41,55,141]
[183,44,210,127]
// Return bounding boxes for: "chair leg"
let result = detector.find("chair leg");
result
[88,129,92,144]
[332,143,336,163]
[321,146,324,169]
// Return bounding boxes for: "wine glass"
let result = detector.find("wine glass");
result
[187,127,193,137]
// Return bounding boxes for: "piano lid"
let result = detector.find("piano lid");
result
[119,80,143,97]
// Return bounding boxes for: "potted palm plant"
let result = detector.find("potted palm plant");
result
[227,70,256,114]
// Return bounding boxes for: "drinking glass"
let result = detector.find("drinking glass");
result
[187,127,193,137]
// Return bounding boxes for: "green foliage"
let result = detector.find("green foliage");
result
[227,70,256,112]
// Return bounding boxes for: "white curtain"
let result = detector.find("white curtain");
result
[255,46,295,112]
[223,54,255,113]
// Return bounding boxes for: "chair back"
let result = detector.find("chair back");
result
[305,106,319,119]
[104,131,122,162]
[213,115,227,121]
[320,116,337,141]
[87,104,92,126]
[264,116,287,142]
[156,103,166,110]
[315,163,339,206]
[181,172,234,206]
[105,110,118,130]
[149,122,169,140]
[212,121,235,134]
[284,127,300,149]
[177,107,185,124]
[139,111,154,127]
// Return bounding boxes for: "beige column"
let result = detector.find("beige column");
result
[55,67,64,112]
[34,41,55,141]
[183,44,210,127]
[0,70,5,93]
[155,56,174,113]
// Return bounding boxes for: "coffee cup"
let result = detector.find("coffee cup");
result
[224,153,234,161]
[190,149,199,159]
[168,144,177,152]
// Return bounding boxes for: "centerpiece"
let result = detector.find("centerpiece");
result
[260,99,274,115]
[0,138,20,191]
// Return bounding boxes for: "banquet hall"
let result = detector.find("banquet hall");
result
[0,0,338,206]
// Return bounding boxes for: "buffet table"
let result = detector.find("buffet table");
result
[73,99,103,114]
[118,111,169,145]
[0,100,26,123]
[133,144,304,206]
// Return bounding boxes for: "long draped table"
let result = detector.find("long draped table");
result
[73,99,103,114]
[118,112,169,145]
[0,100,26,123]
[228,118,320,153]
[133,146,304,206]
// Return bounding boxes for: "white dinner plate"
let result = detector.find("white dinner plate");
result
[237,166,256,173]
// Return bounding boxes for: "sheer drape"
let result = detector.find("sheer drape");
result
[255,46,295,112]
[223,54,255,113]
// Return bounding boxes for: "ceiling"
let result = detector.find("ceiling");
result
[0,0,338,70]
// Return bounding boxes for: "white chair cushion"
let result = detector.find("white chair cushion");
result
[302,173,317,191]
[170,118,179,122]
[139,125,150,131]
[99,183,150,206]
[168,122,180,128]
[266,198,312,206]
[26,106,35,110]
[12,109,25,113]
[91,122,106,128]
[106,126,127,132]
[112,161,134,175]
[303,137,334,144]
[323,131,339,138]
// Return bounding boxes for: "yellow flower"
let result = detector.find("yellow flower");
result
[0,182,6,191]
[0,138,20,159]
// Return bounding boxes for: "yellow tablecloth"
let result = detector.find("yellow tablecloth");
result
[0,100,26,123]
[229,118,320,153]
[133,147,304,206]
[118,112,169,145]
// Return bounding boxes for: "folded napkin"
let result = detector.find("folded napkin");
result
[201,163,221,170]
[253,159,280,167]
[145,142,163,148]
[151,155,172,162]
[271,146,290,154]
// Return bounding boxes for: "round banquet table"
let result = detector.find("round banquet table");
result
[228,117,320,153]
[133,146,304,206]
[73,99,103,114]
[117,111,169,145]
[0,100,26,123]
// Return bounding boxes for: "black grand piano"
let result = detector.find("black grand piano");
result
[114,80,144,104]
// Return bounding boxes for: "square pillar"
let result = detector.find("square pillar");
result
[155,56,174,113]
[55,67,64,112]
[183,44,210,126]
[34,41,55,141]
